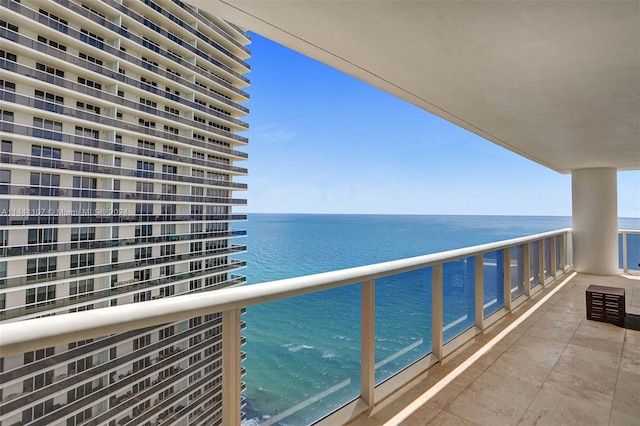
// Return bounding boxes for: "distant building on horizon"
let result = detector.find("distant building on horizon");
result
[0,0,249,424]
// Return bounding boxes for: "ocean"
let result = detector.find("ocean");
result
[238,214,639,425]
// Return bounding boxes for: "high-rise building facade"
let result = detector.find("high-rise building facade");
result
[0,0,249,425]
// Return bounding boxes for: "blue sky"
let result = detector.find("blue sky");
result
[239,34,639,218]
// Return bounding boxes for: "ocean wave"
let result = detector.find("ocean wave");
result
[333,335,352,341]
[322,350,336,359]
[285,343,315,352]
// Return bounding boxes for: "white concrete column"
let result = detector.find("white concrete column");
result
[572,168,618,275]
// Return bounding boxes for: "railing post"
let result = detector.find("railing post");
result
[222,308,242,426]
[474,254,484,330]
[568,230,574,268]
[503,248,512,311]
[432,264,444,361]
[550,236,558,277]
[622,232,628,273]
[523,243,531,297]
[538,239,545,286]
[558,233,566,271]
[361,279,375,408]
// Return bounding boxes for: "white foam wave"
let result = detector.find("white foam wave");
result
[322,350,336,359]
[286,344,315,352]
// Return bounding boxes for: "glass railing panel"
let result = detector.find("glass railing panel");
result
[483,250,504,317]
[375,268,432,384]
[443,257,475,342]
[510,245,525,300]
[543,238,552,279]
[530,240,541,289]
[627,233,640,272]
[241,284,361,425]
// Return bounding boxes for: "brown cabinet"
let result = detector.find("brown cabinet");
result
[586,285,625,327]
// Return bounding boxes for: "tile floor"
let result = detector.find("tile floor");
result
[349,273,640,426]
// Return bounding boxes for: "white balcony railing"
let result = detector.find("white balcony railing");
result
[1,228,577,425]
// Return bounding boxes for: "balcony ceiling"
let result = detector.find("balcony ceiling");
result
[195,1,640,174]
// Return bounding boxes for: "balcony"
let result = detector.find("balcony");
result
[349,272,640,425]
[1,229,639,425]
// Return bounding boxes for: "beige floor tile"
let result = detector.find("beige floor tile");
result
[610,385,640,426]
[629,287,640,311]
[538,309,584,325]
[608,409,640,426]
[527,385,611,425]
[549,301,585,312]
[574,321,626,343]
[536,314,583,330]
[525,312,582,341]
[487,353,553,387]
[562,342,622,368]
[569,334,624,358]
[619,356,640,376]
[552,356,618,395]
[502,339,565,370]
[469,370,540,409]
[542,370,615,405]
[610,393,640,420]
[427,410,479,426]
[623,328,640,346]
[516,409,562,426]
[524,324,575,344]
[615,370,640,395]
[445,388,527,426]
[508,335,567,354]
[612,371,640,421]
[621,344,640,361]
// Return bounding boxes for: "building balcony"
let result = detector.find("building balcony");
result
[0,120,249,173]
[348,271,640,425]
[1,229,639,425]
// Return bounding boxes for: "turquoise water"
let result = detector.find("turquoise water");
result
[239,214,639,425]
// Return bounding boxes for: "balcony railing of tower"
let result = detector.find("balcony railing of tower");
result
[1,230,639,425]
[0,247,247,289]
[163,0,252,55]
[0,151,247,189]
[0,73,248,144]
[0,229,247,258]
[0,121,248,173]
[0,1,251,97]
[0,212,247,226]
[0,184,247,205]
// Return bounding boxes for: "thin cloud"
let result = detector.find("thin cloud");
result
[253,124,295,143]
